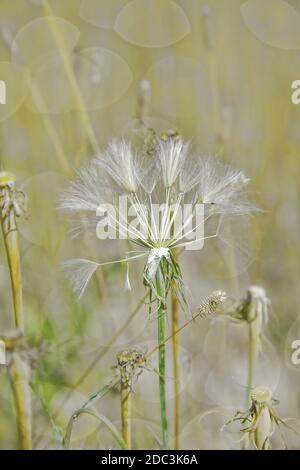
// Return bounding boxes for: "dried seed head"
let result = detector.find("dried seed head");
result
[247,285,268,302]
[226,386,300,449]
[197,290,227,318]
[116,348,147,387]
[246,285,270,328]
[0,173,26,231]
[0,171,15,187]
[251,386,273,404]
[254,405,272,450]
[226,285,270,328]
[250,387,274,450]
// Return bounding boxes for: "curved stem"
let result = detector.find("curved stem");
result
[64,408,126,450]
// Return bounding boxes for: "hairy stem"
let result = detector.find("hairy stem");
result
[156,266,169,449]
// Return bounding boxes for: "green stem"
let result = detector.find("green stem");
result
[156,266,168,449]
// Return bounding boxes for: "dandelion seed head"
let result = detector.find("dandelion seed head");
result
[60,136,257,297]
[197,157,254,215]
[59,162,107,213]
[179,157,202,193]
[62,258,99,298]
[156,137,189,188]
[98,139,141,193]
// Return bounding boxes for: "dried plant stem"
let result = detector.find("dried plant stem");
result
[43,1,100,156]
[1,219,23,332]
[8,352,32,450]
[156,266,169,449]
[63,292,226,451]
[54,294,146,415]
[121,384,132,449]
[0,174,32,450]
[171,287,180,449]
[247,321,260,407]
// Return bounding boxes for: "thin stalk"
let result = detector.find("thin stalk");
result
[62,292,226,451]
[0,176,23,332]
[156,265,169,449]
[0,174,32,449]
[201,4,224,153]
[35,294,148,449]
[1,215,23,332]
[247,320,259,407]
[121,383,132,449]
[171,281,180,449]
[136,80,151,126]
[65,406,126,450]
[170,221,181,450]
[43,1,100,156]
[8,352,32,450]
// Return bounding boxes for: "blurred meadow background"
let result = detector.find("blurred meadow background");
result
[0,0,300,450]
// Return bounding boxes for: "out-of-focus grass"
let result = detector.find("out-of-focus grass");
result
[0,0,300,449]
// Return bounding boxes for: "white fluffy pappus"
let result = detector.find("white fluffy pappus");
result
[59,136,258,297]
